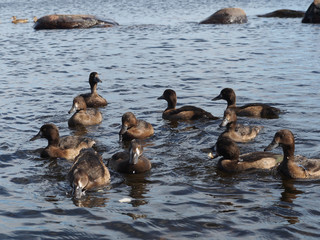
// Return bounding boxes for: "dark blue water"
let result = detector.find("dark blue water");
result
[1,0,320,239]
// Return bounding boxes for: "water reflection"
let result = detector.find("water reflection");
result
[1,0,320,237]
[125,212,147,220]
[277,177,304,224]
[72,193,110,208]
[280,178,304,204]
[124,173,150,207]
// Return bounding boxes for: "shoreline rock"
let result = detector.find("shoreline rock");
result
[257,9,305,18]
[200,8,247,24]
[33,14,119,30]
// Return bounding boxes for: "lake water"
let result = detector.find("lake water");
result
[1,0,320,239]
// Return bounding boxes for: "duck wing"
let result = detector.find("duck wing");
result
[240,152,282,163]
[173,106,218,120]
[294,155,320,176]
[235,124,263,136]
[237,103,280,118]
[59,136,94,149]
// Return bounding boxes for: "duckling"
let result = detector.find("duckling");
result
[80,72,107,108]
[30,123,95,160]
[68,148,110,199]
[33,16,37,23]
[158,89,218,121]
[119,112,154,141]
[212,88,280,119]
[219,108,263,142]
[210,137,282,173]
[11,16,28,24]
[108,140,151,174]
[265,129,320,179]
[68,96,103,127]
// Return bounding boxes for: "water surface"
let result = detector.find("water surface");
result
[1,0,320,239]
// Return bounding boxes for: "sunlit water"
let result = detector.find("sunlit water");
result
[1,0,320,239]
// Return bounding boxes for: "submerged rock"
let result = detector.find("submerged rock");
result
[302,0,320,23]
[200,8,247,24]
[33,14,119,30]
[257,9,305,18]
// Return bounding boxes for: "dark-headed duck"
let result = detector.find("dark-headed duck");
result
[80,72,107,108]
[212,88,280,119]
[158,89,218,121]
[30,123,95,160]
[219,108,263,143]
[68,96,103,127]
[108,140,151,174]
[210,137,282,172]
[67,148,110,199]
[119,112,154,141]
[265,129,320,179]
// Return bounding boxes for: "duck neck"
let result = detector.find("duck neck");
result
[47,135,59,147]
[282,144,295,164]
[90,83,98,94]
[227,95,236,107]
[166,100,176,110]
[226,121,236,130]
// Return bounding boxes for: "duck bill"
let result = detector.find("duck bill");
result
[119,125,128,135]
[212,93,222,101]
[129,148,140,165]
[264,140,279,152]
[157,95,164,100]
[94,75,102,83]
[73,186,85,199]
[30,131,41,141]
[220,118,229,127]
[68,104,76,114]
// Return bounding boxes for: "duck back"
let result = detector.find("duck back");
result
[163,105,218,121]
[68,109,102,127]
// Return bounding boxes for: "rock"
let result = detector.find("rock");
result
[257,9,305,18]
[302,0,320,23]
[200,8,247,24]
[33,14,119,30]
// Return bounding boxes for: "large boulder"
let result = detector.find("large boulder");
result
[200,8,247,24]
[33,14,119,30]
[257,9,305,18]
[302,0,320,23]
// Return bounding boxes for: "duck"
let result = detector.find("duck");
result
[210,136,282,173]
[80,72,107,108]
[67,148,110,199]
[212,88,280,119]
[11,16,28,24]
[108,140,151,174]
[219,108,263,143]
[119,112,154,141]
[158,89,218,121]
[30,123,95,160]
[68,95,103,127]
[264,129,320,179]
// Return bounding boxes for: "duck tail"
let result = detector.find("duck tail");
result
[262,106,281,119]
[206,112,219,120]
